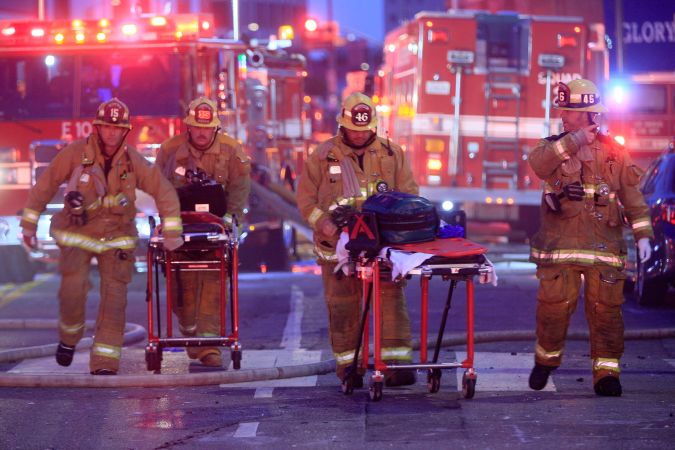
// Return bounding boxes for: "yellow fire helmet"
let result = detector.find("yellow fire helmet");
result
[555,79,607,113]
[92,98,131,129]
[336,92,378,131]
[185,97,221,128]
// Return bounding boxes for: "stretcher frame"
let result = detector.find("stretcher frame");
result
[342,246,490,401]
[144,212,241,372]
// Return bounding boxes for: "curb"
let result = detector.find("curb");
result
[1,321,674,388]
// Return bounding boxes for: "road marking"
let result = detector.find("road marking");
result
[454,351,556,392]
[233,422,259,438]
[254,387,274,398]
[281,284,304,350]
[665,359,675,368]
[0,274,54,310]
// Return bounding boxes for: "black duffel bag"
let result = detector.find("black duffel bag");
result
[361,191,439,244]
[177,182,227,218]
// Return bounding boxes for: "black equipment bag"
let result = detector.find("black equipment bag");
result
[361,191,439,244]
[177,183,227,218]
[345,211,381,258]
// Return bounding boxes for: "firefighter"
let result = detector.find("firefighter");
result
[156,97,251,367]
[296,92,418,387]
[528,79,654,396]
[20,98,183,375]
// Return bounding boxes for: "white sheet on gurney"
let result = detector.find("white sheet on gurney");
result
[335,232,497,285]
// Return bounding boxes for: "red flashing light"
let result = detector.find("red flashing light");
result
[557,34,578,48]
[304,18,318,32]
[150,16,167,27]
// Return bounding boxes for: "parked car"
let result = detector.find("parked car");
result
[632,144,675,305]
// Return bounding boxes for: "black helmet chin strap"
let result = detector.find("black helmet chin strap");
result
[339,127,377,149]
[188,126,220,150]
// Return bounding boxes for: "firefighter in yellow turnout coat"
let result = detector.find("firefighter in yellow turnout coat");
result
[156,97,251,367]
[297,93,418,386]
[528,80,654,396]
[20,99,183,375]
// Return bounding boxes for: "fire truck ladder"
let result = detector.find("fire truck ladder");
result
[482,72,521,189]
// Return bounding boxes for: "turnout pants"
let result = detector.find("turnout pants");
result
[534,264,626,383]
[321,261,413,380]
[171,264,225,360]
[58,246,134,372]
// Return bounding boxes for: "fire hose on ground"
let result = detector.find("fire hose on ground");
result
[0,318,674,388]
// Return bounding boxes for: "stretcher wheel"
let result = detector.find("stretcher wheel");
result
[145,345,162,372]
[369,381,383,402]
[341,377,354,395]
[231,349,242,370]
[427,369,442,393]
[462,371,476,399]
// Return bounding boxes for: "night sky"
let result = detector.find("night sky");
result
[308,0,384,43]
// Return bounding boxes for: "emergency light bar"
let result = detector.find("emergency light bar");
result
[538,54,565,69]
[447,50,474,65]
[0,13,214,46]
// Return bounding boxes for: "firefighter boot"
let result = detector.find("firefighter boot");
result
[200,351,223,368]
[384,362,417,387]
[529,363,556,390]
[55,342,75,367]
[594,376,622,397]
[91,369,117,375]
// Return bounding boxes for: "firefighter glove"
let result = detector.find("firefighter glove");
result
[544,192,563,214]
[562,182,585,201]
[65,191,87,226]
[330,205,356,228]
[21,230,38,250]
[637,237,652,263]
[163,236,184,251]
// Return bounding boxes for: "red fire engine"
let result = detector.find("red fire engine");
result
[0,13,310,275]
[603,72,675,170]
[376,10,606,234]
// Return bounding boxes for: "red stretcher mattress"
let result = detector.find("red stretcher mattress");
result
[391,238,487,258]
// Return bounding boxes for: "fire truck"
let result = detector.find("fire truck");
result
[603,72,675,170]
[0,13,310,279]
[376,10,606,236]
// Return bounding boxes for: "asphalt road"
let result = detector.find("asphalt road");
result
[1,249,674,449]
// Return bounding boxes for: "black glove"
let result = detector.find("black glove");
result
[65,191,87,226]
[330,205,356,228]
[562,181,585,201]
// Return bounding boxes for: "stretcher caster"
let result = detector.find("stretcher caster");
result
[145,343,162,373]
[231,342,242,370]
[231,349,242,370]
[462,370,476,399]
[427,368,442,393]
[341,370,363,395]
[341,377,355,395]
[369,381,383,401]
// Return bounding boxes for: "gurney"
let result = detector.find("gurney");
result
[144,211,241,372]
[338,235,493,401]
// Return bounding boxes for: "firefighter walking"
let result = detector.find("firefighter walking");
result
[528,79,654,396]
[156,97,251,367]
[297,93,418,387]
[20,98,183,375]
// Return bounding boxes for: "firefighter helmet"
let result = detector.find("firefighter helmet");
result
[337,92,378,131]
[92,98,131,129]
[185,97,221,128]
[555,79,607,113]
